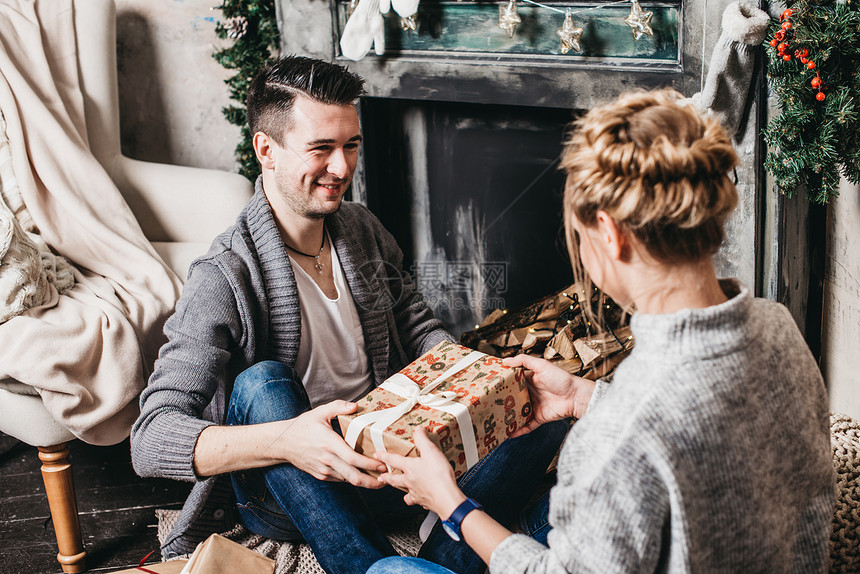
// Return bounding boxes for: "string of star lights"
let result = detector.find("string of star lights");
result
[339,0,654,60]
[498,0,654,52]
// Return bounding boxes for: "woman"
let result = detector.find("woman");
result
[367,89,835,573]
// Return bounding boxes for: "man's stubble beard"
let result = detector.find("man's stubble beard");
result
[274,171,348,220]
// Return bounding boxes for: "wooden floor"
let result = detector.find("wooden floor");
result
[0,432,191,573]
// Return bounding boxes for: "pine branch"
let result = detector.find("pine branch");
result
[764,1,860,203]
[213,0,279,181]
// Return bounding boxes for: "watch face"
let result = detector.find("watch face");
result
[442,521,461,541]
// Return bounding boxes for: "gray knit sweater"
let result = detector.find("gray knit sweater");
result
[489,280,835,574]
[130,182,452,557]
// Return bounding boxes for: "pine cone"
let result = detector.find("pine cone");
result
[225,16,248,39]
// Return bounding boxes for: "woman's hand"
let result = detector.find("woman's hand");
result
[503,354,596,437]
[378,429,514,565]
[375,427,467,520]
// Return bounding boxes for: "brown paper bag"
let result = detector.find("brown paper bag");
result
[180,534,275,574]
[110,559,188,573]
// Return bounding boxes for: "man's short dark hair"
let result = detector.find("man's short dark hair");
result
[246,55,365,144]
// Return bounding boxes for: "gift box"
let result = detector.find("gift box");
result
[340,340,533,479]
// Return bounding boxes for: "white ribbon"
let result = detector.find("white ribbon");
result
[344,351,485,469]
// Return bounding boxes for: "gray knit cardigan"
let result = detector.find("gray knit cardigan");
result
[489,280,835,574]
[130,182,452,557]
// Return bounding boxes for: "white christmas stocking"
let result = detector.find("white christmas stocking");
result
[340,0,386,61]
[392,0,419,18]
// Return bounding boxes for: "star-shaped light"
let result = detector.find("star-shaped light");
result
[498,0,521,39]
[401,15,417,31]
[557,9,583,54]
[624,0,653,41]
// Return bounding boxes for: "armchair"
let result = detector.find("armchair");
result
[0,0,252,572]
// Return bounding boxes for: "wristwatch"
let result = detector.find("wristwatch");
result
[441,497,483,541]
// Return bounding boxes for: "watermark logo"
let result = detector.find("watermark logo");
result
[412,261,508,294]
[413,261,508,313]
[351,259,510,315]
[353,259,402,312]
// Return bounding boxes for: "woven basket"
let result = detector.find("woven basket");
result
[830,413,860,574]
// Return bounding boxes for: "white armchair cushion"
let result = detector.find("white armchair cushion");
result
[0,387,75,446]
[152,242,215,280]
[113,157,250,244]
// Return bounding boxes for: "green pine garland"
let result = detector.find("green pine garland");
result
[763,1,860,204]
[213,0,279,181]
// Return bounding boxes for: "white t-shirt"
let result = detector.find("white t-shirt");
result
[290,234,374,408]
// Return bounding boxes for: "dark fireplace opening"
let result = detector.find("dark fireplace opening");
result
[359,97,580,336]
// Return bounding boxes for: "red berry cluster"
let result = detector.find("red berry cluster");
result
[769,8,826,101]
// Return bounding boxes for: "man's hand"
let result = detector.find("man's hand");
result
[375,428,466,520]
[278,400,387,489]
[503,354,596,437]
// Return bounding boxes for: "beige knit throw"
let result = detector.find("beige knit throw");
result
[830,413,860,574]
[0,110,74,323]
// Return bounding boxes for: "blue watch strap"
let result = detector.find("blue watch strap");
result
[443,497,483,540]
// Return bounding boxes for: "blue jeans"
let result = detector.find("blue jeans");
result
[227,361,567,574]
[518,489,552,546]
[368,557,456,574]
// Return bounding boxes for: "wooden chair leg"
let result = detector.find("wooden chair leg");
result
[38,444,87,573]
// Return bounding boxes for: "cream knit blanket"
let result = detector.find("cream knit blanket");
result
[0,109,75,323]
[0,0,181,444]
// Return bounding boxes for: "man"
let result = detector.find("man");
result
[131,56,567,574]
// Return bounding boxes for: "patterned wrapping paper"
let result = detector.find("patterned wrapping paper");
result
[339,340,533,479]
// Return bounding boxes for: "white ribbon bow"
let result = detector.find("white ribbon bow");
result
[344,351,484,470]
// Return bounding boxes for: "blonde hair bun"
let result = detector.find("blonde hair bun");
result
[563,88,739,263]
